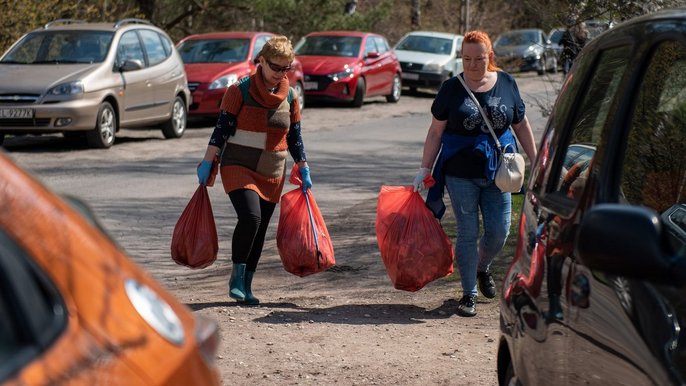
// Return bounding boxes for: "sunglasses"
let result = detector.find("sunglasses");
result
[266,59,292,73]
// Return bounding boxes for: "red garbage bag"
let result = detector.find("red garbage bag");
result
[171,185,218,269]
[375,183,454,291]
[277,164,335,277]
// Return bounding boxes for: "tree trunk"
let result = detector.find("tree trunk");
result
[411,0,420,29]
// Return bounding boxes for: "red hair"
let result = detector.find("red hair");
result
[462,30,501,71]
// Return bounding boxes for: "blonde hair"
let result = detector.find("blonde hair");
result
[257,35,295,62]
[462,30,501,72]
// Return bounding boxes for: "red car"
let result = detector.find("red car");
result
[294,31,402,107]
[176,31,305,118]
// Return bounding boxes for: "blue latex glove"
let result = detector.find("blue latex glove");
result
[197,159,213,186]
[300,166,312,192]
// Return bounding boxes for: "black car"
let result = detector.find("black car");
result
[498,8,686,385]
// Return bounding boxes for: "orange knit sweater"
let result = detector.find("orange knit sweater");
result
[218,72,301,203]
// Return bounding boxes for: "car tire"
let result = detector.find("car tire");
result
[294,81,305,111]
[161,96,187,139]
[352,77,365,107]
[537,57,545,75]
[502,361,521,386]
[86,102,116,149]
[549,56,558,73]
[386,74,401,103]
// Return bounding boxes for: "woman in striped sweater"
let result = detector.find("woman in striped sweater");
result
[197,36,311,305]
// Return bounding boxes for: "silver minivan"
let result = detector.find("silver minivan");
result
[0,19,191,148]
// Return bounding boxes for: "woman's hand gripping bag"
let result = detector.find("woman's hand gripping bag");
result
[276,164,335,277]
[375,179,454,291]
[171,185,218,269]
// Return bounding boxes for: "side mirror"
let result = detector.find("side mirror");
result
[577,204,680,283]
[366,51,380,59]
[119,59,143,72]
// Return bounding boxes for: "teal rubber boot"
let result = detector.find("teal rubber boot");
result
[244,271,260,305]
[229,263,246,301]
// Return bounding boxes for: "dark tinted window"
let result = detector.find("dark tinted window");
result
[547,46,632,204]
[0,230,66,382]
[621,40,686,214]
[295,36,362,57]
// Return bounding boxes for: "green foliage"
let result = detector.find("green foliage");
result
[0,0,142,54]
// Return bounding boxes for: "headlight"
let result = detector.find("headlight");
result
[125,278,185,346]
[525,46,541,59]
[209,74,238,90]
[327,67,354,81]
[423,63,442,73]
[47,81,84,96]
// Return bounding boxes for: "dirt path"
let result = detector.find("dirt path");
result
[6,72,560,385]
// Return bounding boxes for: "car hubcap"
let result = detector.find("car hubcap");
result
[100,109,114,144]
[172,100,186,134]
[393,76,401,99]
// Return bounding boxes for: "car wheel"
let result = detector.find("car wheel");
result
[503,361,521,386]
[161,96,187,139]
[352,77,365,107]
[86,102,116,149]
[549,56,558,74]
[294,81,305,111]
[386,74,401,103]
[537,57,545,75]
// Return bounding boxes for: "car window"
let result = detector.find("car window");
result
[116,30,146,68]
[295,36,361,57]
[0,230,66,382]
[373,36,389,53]
[1,31,113,64]
[139,29,168,66]
[253,35,271,60]
[547,45,632,204]
[178,38,250,63]
[364,37,377,56]
[620,40,686,215]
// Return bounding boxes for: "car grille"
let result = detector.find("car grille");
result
[304,75,334,91]
[0,94,40,104]
[0,118,51,127]
[400,62,424,71]
[188,82,200,92]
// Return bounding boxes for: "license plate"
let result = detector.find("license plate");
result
[401,72,419,80]
[304,81,318,90]
[0,108,34,119]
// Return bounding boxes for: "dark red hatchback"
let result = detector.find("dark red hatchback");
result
[176,31,305,118]
[294,31,401,107]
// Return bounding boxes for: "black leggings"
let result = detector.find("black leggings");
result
[228,189,276,272]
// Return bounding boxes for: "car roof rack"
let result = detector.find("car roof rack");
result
[114,18,152,28]
[44,19,86,29]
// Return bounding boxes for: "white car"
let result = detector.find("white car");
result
[393,31,463,93]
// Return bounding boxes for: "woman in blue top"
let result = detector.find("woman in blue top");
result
[413,30,537,317]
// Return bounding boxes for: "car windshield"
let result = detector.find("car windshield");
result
[1,31,113,64]
[495,31,539,47]
[549,29,564,44]
[177,38,250,63]
[395,35,453,55]
[294,36,362,57]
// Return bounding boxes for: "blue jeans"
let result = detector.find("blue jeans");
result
[445,176,511,296]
